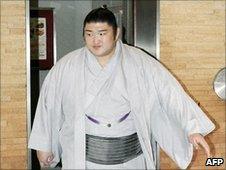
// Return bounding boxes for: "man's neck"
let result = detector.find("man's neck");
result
[97,57,111,67]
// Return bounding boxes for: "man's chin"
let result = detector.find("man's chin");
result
[90,51,104,58]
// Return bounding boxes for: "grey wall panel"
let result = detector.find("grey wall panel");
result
[134,0,157,57]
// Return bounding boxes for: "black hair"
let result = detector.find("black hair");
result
[83,6,118,37]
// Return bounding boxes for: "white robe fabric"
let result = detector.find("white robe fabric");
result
[28,40,215,169]
[84,41,135,137]
[84,42,145,169]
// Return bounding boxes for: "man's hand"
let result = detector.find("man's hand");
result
[189,133,211,158]
[36,150,54,167]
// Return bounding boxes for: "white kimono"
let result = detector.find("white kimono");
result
[84,42,146,169]
[28,40,215,169]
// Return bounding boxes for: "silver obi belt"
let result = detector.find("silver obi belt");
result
[86,133,143,165]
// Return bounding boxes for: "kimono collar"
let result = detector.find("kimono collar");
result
[84,40,121,77]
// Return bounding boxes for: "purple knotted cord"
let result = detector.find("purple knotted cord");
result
[86,115,100,124]
[118,111,130,122]
[85,111,131,125]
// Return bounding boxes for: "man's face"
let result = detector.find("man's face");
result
[84,22,119,59]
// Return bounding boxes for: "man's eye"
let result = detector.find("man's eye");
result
[99,32,106,36]
[86,33,92,37]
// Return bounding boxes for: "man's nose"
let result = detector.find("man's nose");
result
[93,35,101,43]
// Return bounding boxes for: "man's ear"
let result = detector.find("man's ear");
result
[115,27,120,40]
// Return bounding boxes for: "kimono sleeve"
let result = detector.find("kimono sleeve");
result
[150,61,215,168]
[28,68,63,167]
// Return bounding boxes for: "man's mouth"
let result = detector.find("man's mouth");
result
[93,46,101,50]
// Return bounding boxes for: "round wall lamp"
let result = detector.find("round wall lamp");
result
[213,67,225,100]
